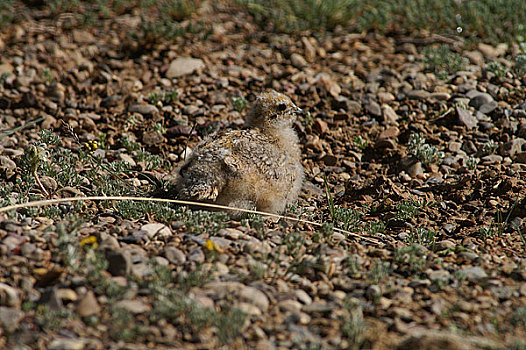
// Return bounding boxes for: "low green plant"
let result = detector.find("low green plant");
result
[148,262,246,345]
[364,220,385,235]
[0,72,10,85]
[485,61,507,77]
[0,0,14,27]
[109,307,147,341]
[240,0,358,32]
[423,45,468,80]
[121,135,163,170]
[35,305,74,331]
[41,68,54,85]
[367,260,391,283]
[514,54,526,77]
[407,133,444,166]
[353,135,368,150]
[511,307,526,327]
[341,298,367,349]
[231,96,248,112]
[466,156,478,171]
[395,199,422,220]
[149,90,179,105]
[242,213,266,238]
[407,228,436,247]
[510,343,526,350]
[333,207,363,232]
[239,0,526,44]
[476,226,496,239]
[394,244,426,273]
[482,140,498,155]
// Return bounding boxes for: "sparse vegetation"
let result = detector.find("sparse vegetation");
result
[1,1,525,349]
[394,244,427,273]
[423,45,469,80]
[407,133,444,165]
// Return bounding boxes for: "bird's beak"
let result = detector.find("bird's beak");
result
[295,107,305,116]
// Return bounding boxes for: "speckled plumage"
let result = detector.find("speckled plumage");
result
[175,90,304,215]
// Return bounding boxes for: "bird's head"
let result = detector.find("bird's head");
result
[246,89,304,129]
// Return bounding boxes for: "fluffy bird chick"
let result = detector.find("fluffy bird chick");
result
[175,89,304,215]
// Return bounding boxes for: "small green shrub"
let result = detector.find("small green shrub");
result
[394,244,426,273]
[407,133,444,165]
[423,45,468,80]
[396,199,422,220]
[240,0,358,32]
[231,96,248,112]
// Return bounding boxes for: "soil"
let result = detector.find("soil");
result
[0,2,525,350]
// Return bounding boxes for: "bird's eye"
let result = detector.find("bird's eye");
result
[277,103,287,111]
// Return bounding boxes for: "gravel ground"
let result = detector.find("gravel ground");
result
[1,2,526,350]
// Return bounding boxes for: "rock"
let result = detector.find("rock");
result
[456,107,478,130]
[106,249,132,276]
[407,90,430,100]
[397,330,501,350]
[139,223,172,239]
[164,247,186,265]
[188,247,205,264]
[128,104,159,115]
[0,62,14,76]
[464,50,485,66]
[478,43,507,57]
[56,289,78,302]
[442,224,457,235]
[365,101,381,117]
[316,72,340,97]
[290,53,308,68]
[469,93,493,109]
[481,154,502,164]
[479,101,498,114]
[502,138,526,157]
[166,57,205,78]
[301,37,316,62]
[430,92,451,101]
[461,266,487,283]
[114,300,152,314]
[448,141,462,153]
[0,283,20,307]
[77,291,101,317]
[346,100,362,115]
[101,95,122,108]
[377,126,400,141]
[118,153,136,167]
[39,176,58,192]
[378,92,395,103]
[313,118,328,134]
[428,270,450,284]
[400,157,423,178]
[39,288,63,310]
[0,155,16,178]
[48,338,86,350]
[382,104,399,124]
[0,306,24,332]
[72,29,95,44]
[131,262,152,277]
[490,286,512,300]
[515,151,526,163]
[459,252,478,261]
[295,289,312,305]
[239,286,269,312]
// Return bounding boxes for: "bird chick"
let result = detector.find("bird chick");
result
[175,89,304,216]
